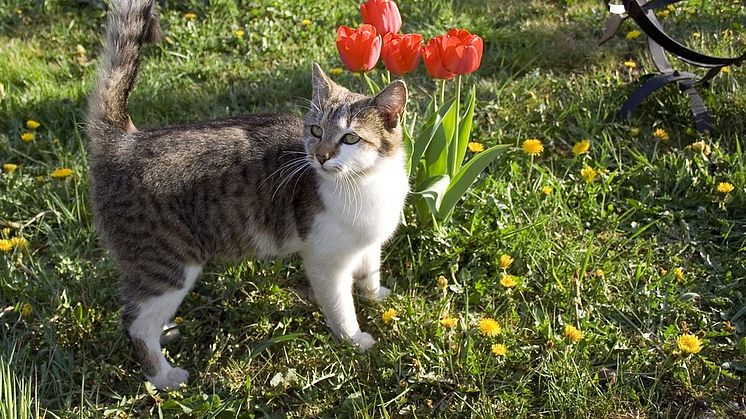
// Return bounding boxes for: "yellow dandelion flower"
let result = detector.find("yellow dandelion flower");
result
[491,343,507,356]
[498,254,514,269]
[692,31,701,39]
[522,139,544,156]
[572,139,591,156]
[717,182,734,194]
[10,237,28,249]
[436,275,448,290]
[301,18,312,25]
[184,12,197,21]
[677,333,702,354]
[653,128,669,143]
[657,9,670,18]
[674,267,684,281]
[626,30,641,40]
[3,163,18,173]
[580,166,598,183]
[328,67,344,76]
[478,318,501,337]
[594,269,605,278]
[624,60,637,69]
[50,168,73,179]
[2,228,10,237]
[382,308,398,323]
[26,119,41,129]
[629,127,640,137]
[233,29,245,38]
[174,316,184,325]
[541,185,553,195]
[468,142,485,153]
[0,239,12,253]
[688,140,711,156]
[20,303,33,318]
[440,317,458,329]
[75,44,87,56]
[564,325,583,343]
[500,274,517,288]
[21,132,35,142]
[721,66,730,74]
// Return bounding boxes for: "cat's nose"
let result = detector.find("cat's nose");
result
[316,152,332,165]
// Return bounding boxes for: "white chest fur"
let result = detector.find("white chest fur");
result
[313,153,409,249]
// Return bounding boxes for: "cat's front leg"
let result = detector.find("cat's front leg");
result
[353,244,391,302]
[302,250,376,352]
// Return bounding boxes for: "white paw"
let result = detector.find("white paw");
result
[147,367,189,390]
[352,331,377,352]
[363,286,391,301]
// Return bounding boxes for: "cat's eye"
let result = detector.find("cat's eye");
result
[310,125,323,138]
[341,133,361,145]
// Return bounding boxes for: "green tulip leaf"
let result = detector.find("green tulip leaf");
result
[424,98,457,179]
[414,174,451,219]
[455,85,477,175]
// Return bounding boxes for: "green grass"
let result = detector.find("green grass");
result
[1,0,745,417]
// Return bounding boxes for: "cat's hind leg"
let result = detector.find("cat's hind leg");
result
[121,264,202,390]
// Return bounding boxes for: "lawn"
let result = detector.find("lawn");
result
[1,0,745,417]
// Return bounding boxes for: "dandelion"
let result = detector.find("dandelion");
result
[629,127,640,137]
[564,325,583,343]
[721,66,730,74]
[3,163,18,173]
[50,168,73,179]
[657,9,670,17]
[75,44,87,56]
[478,318,501,337]
[716,182,734,194]
[677,333,702,354]
[21,132,35,142]
[522,139,544,156]
[541,185,553,195]
[500,274,517,288]
[328,67,344,76]
[653,128,669,143]
[20,303,33,318]
[468,142,485,153]
[572,139,591,156]
[688,140,711,156]
[594,269,605,278]
[625,30,641,40]
[382,308,398,323]
[233,29,245,38]
[440,317,458,329]
[674,267,684,281]
[498,254,514,269]
[692,31,701,39]
[174,316,184,325]
[301,18,312,25]
[26,119,41,129]
[491,343,507,356]
[10,237,28,249]
[436,275,448,290]
[0,239,12,253]
[580,166,598,183]
[623,60,637,69]
[184,12,197,21]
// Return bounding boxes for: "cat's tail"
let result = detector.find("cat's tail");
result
[86,0,161,155]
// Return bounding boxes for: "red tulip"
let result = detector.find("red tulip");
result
[381,33,423,76]
[438,28,483,75]
[336,24,382,72]
[421,36,456,80]
[360,0,402,35]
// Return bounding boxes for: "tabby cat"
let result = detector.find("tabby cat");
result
[87,0,408,390]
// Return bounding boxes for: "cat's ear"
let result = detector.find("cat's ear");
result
[373,80,408,131]
[311,63,333,106]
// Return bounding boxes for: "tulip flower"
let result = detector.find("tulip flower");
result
[360,0,402,35]
[336,24,382,72]
[381,33,423,76]
[421,36,456,80]
[438,28,483,75]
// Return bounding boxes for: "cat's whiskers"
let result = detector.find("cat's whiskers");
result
[272,159,311,200]
[258,156,307,190]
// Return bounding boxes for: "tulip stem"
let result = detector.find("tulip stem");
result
[439,79,446,109]
[453,75,462,177]
[363,72,379,94]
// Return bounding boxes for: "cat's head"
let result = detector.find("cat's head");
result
[304,63,407,179]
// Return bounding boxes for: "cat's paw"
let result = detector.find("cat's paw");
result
[351,331,377,352]
[147,367,189,390]
[363,286,391,302]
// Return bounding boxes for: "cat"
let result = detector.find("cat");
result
[86,0,409,390]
